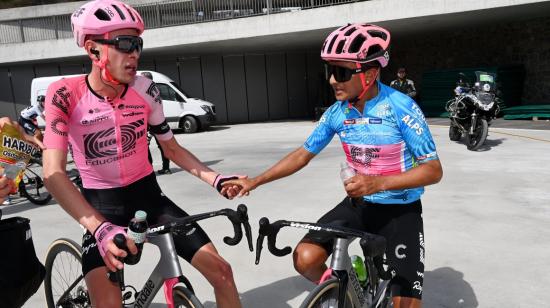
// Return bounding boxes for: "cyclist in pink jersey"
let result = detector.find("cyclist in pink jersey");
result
[42,1,244,307]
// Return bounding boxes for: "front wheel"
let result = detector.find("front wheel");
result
[300,278,354,308]
[172,286,203,307]
[181,116,198,133]
[44,238,90,308]
[19,167,52,205]
[448,124,462,141]
[466,118,488,151]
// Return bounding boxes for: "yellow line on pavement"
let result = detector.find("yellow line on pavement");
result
[490,130,550,143]
[430,124,550,143]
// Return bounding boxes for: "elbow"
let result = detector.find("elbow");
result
[432,163,443,184]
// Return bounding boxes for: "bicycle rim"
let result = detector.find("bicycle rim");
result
[20,166,52,205]
[301,278,354,308]
[44,238,90,308]
[172,286,203,308]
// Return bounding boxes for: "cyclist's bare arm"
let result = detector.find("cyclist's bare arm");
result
[225,146,316,197]
[344,159,443,197]
[157,136,220,184]
[43,149,136,271]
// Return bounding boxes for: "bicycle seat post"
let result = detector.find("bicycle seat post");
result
[330,237,352,271]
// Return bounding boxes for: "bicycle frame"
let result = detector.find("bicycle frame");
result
[51,205,252,308]
[255,218,391,308]
[127,231,185,308]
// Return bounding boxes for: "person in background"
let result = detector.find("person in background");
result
[141,72,171,174]
[390,67,417,99]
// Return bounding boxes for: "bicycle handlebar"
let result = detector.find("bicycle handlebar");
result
[147,204,254,252]
[255,217,386,265]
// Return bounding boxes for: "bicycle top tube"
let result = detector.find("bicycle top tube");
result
[255,217,386,265]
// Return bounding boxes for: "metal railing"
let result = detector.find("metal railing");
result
[0,0,362,44]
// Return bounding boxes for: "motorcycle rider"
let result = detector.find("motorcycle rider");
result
[390,67,417,99]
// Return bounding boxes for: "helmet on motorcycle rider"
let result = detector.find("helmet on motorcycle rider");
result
[321,23,390,67]
[71,0,144,48]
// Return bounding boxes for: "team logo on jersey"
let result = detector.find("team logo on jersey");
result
[146,83,162,104]
[83,119,145,164]
[350,146,380,167]
[122,112,144,117]
[369,118,382,124]
[81,114,110,126]
[51,86,71,115]
[51,117,68,136]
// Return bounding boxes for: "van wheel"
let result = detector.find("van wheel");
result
[181,116,198,133]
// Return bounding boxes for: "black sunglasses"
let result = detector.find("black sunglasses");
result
[324,64,372,83]
[94,36,143,54]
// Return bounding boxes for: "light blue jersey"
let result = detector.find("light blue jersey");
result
[304,82,438,204]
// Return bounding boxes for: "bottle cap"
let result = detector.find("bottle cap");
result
[135,210,147,221]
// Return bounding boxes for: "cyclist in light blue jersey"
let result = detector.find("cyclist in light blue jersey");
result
[225,24,442,308]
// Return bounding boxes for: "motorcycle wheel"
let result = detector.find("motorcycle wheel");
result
[466,119,488,151]
[449,124,462,141]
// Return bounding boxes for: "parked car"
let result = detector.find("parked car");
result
[33,71,216,133]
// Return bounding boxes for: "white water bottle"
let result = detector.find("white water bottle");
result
[340,162,356,183]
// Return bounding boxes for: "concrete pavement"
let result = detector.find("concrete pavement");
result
[4,120,549,307]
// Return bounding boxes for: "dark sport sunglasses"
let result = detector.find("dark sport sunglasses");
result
[94,36,143,54]
[324,63,372,83]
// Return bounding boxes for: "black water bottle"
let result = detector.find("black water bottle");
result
[125,210,148,265]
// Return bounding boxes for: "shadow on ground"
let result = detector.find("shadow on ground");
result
[172,126,231,134]
[452,137,505,152]
[203,275,313,308]
[0,197,49,217]
[423,267,478,308]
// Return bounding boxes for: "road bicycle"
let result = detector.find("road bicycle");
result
[17,155,51,205]
[255,216,393,308]
[15,153,81,205]
[44,204,253,308]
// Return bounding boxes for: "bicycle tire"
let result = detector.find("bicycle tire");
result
[19,166,52,205]
[44,238,90,308]
[300,278,354,308]
[172,285,203,308]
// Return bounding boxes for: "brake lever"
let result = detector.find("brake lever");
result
[255,217,269,265]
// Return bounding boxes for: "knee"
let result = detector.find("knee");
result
[293,243,324,275]
[208,258,235,290]
[91,294,121,308]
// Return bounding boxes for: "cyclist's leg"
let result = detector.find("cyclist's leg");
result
[369,200,424,308]
[143,186,240,308]
[295,197,366,282]
[80,187,133,308]
[191,243,241,308]
[82,230,125,308]
[293,239,329,282]
[84,266,123,308]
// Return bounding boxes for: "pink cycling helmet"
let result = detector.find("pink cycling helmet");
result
[321,23,391,67]
[71,0,145,47]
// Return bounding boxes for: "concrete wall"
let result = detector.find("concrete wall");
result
[0,52,328,122]
[385,16,550,105]
[1,0,547,64]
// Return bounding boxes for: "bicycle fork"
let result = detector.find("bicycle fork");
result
[330,238,365,308]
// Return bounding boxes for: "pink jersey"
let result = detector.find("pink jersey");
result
[44,75,173,189]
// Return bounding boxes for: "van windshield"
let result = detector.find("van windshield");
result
[170,82,192,98]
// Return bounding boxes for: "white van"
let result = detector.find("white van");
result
[33,71,216,133]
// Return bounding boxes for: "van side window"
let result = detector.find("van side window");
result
[156,83,184,102]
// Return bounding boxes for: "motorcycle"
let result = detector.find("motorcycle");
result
[446,71,500,151]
